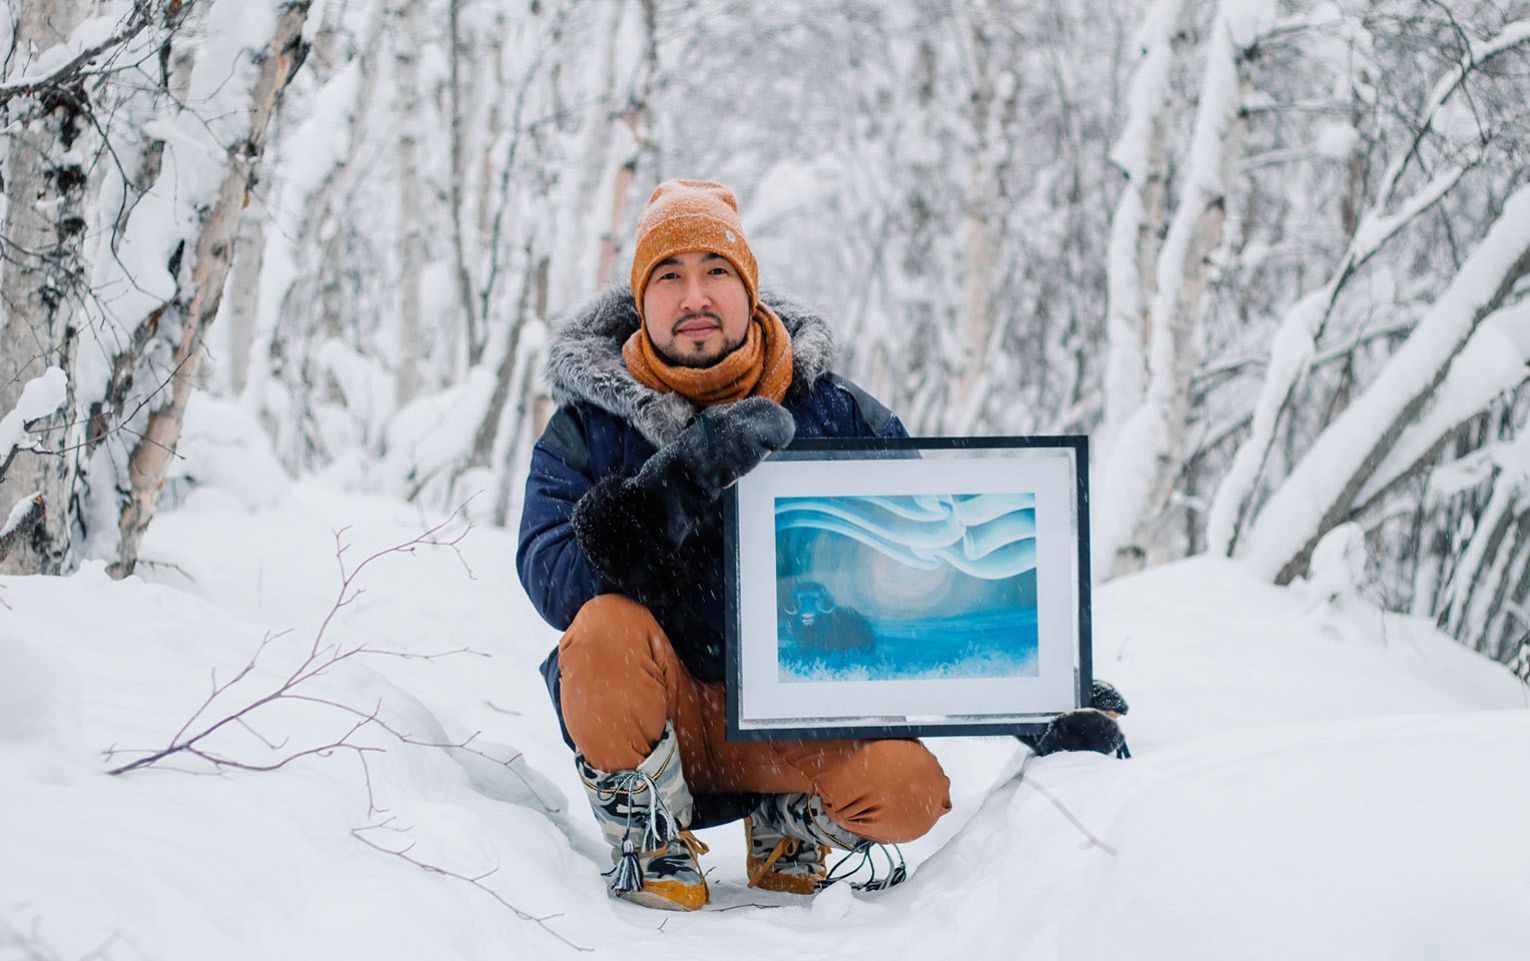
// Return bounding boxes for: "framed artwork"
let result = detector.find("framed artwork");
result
[723,436,1091,742]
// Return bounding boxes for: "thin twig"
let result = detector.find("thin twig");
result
[103,503,480,779]
[352,821,590,952]
[131,557,197,582]
[284,692,560,813]
[234,715,290,751]
[1016,758,1118,858]
[354,746,386,817]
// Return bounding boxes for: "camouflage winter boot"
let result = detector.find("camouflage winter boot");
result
[576,722,710,911]
[745,792,906,894]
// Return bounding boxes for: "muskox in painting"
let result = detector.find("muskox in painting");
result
[779,581,876,656]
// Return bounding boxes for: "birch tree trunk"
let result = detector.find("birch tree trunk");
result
[596,0,657,289]
[1097,0,1185,463]
[447,0,481,371]
[953,8,996,421]
[1438,469,1523,645]
[255,3,385,472]
[463,2,583,487]
[112,0,315,577]
[391,0,425,406]
[0,0,97,574]
[1493,520,1530,663]
[557,0,625,306]
[221,183,269,396]
[1097,0,1272,576]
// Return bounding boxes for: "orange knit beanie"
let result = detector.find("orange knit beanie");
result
[629,179,759,319]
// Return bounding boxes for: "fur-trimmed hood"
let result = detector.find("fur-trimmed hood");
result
[543,285,837,448]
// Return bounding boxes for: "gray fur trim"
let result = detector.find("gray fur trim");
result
[543,285,838,448]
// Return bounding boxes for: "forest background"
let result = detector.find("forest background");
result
[2,0,1528,675]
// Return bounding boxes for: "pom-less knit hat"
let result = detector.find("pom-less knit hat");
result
[629,179,759,321]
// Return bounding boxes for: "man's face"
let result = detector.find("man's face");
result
[641,251,751,368]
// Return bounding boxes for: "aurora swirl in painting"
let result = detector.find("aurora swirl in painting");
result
[773,493,1040,682]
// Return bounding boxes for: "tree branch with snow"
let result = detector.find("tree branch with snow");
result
[0,494,46,565]
[1204,19,1530,557]
[1240,183,1530,584]
[0,367,69,486]
[0,1,158,107]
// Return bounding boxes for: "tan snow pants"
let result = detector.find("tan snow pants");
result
[558,594,952,844]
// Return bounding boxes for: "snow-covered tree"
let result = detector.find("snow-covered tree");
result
[4,0,1526,669]
[1,0,313,576]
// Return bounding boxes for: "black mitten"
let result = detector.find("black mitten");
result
[1017,679,1132,758]
[632,397,796,545]
[1089,679,1130,716]
[569,475,710,602]
[1029,709,1127,758]
[571,397,795,598]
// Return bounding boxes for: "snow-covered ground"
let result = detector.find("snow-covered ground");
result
[3,475,1527,960]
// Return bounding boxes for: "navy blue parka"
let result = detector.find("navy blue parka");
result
[515,287,907,768]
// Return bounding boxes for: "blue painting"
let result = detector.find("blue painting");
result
[774,493,1040,682]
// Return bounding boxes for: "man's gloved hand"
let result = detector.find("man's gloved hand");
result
[1088,679,1130,717]
[572,397,795,599]
[1030,709,1126,757]
[630,397,796,546]
[1018,679,1132,758]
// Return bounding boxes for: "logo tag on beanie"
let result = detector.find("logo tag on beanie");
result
[726,230,737,242]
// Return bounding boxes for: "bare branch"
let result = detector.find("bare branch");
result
[1372,19,1530,214]
[103,503,483,787]
[1021,776,1119,857]
[1013,754,1119,857]
[284,692,560,813]
[351,823,591,952]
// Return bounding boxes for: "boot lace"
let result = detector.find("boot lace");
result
[676,830,709,861]
[825,841,908,891]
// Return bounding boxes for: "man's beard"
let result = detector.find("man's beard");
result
[656,316,747,369]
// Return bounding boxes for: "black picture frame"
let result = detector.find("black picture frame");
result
[723,435,1092,742]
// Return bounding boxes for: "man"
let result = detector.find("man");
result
[517,180,1120,912]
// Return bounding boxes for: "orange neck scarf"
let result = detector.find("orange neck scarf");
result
[623,303,794,407]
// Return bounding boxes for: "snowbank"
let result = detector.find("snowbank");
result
[2,484,1525,960]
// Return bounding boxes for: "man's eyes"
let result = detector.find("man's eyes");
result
[656,266,730,281]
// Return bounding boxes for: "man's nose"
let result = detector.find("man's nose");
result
[678,275,710,310]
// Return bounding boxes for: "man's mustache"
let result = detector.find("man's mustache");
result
[672,312,722,334]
